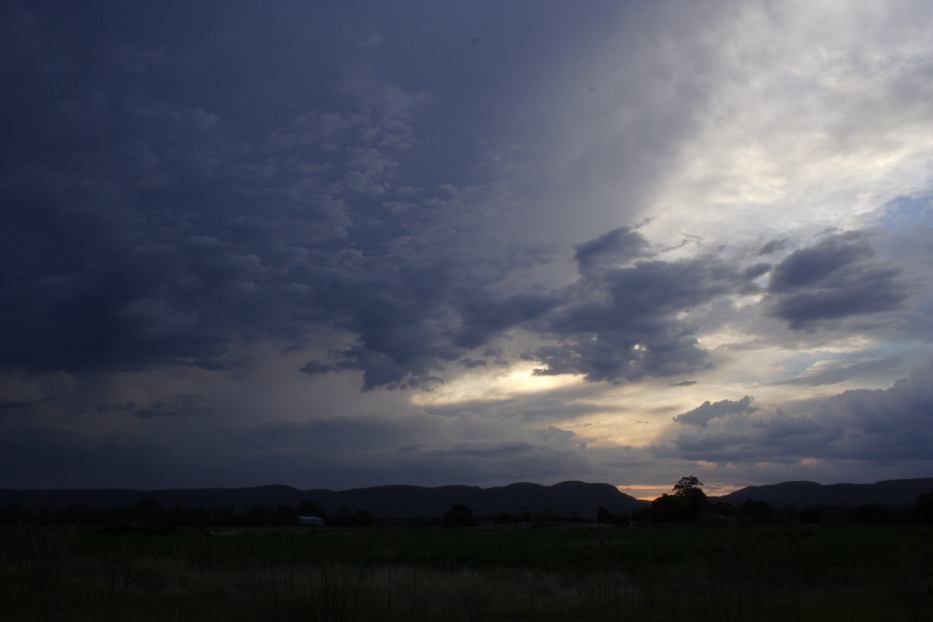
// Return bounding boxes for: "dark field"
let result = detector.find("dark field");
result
[3,525,932,621]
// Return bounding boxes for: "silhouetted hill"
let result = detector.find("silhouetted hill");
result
[0,481,645,518]
[720,478,933,507]
[0,485,306,511]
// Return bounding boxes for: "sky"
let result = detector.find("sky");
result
[3,0,933,498]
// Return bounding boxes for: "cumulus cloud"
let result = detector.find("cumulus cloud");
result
[573,226,652,274]
[299,222,772,389]
[766,232,908,329]
[665,366,933,466]
[528,232,763,383]
[673,396,756,428]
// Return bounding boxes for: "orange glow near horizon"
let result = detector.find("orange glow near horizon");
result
[617,482,743,501]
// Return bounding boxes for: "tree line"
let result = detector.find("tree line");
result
[597,476,933,526]
[3,477,932,530]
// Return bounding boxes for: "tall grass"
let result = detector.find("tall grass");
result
[1,525,931,621]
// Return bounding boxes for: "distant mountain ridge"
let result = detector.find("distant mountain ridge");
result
[0,481,645,518]
[6,478,932,517]
[720,478,933,507]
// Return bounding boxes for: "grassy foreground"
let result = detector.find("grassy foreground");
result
[2,524,932,621]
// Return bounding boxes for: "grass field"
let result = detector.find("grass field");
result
[2,524,932,621]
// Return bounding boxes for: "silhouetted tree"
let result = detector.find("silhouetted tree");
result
[442,503,476,527]
[129,496,177,534]
[650,494,691,523]
[651,475,708,523]
[915,491,933,524]
[597,506,612,523]
[672,476,704,498]
[596,506,630,526]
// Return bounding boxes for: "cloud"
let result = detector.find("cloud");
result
[639,1,933,248]
[528,237,762,383]
[758,239,788,255]
[0,35,364,372]
[4,1,933,492]
[6,3,919,396]
[665,365,933,466]
[673,396,756,428]
[0,397,49,412]
[0,3,548,389]
[421,382,611,423]
[766,232,908,329]
[771,357,901,387]
[299,361,340,376]
[0,405,609,489]
[134,393,204,419]
[573,226,652,274]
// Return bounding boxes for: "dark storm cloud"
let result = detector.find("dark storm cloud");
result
[664,365,933,465]
[573,226,652,274]
[6,1,702,394]
[672,395,756,428]
[766,232,908,329]
[295,230,560,389]
[402,441,592,485]
[134,393,203,419]
[0,1,566,389]
[0,2,360,372]
[528,232,763,383]
[0,397,49,412]
[0,431,176,489]
[231,416,597,488]
[299,361,340,376]
[4,1,933,494]
[0,410,602,489]
[0,2,768,393]
[7,1,916,409]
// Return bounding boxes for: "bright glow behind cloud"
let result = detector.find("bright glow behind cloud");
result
[641,1,933,244]
[409,362,585,407]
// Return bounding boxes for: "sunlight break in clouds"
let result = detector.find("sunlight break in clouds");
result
[409,362,586,407]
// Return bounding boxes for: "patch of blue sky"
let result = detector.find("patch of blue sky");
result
[877,192,933,229]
